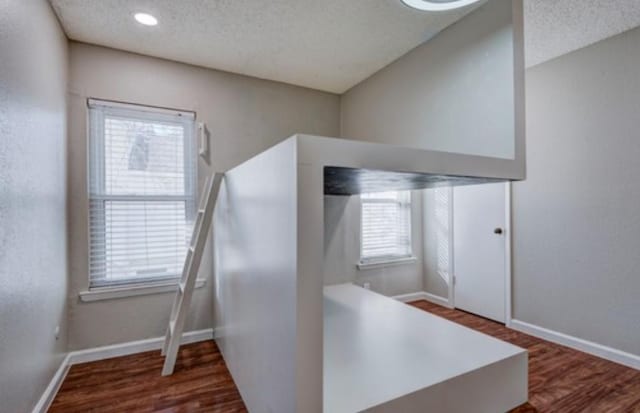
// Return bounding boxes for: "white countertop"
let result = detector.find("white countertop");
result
[323,284,527,413]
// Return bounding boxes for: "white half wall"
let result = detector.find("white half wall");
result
[213,138,303,412]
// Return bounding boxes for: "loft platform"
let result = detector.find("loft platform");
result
[302,134,525,195]
[324,284,527,413]
[213,134,527,412]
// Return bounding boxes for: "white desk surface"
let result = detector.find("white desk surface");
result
[323,284,527,413]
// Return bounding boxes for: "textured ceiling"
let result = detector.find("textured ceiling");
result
[49,0,483,93]
[524,0,640,67]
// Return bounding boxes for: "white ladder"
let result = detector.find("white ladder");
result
[161,172,224,376]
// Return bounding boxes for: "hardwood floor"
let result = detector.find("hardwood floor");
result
[50,302,640,412]
[410,300,640,413]
[49,341,247,412]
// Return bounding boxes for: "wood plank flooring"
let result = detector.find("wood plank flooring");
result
[50,302,640,412]
[49,341,247,412]
[410,300,640,413]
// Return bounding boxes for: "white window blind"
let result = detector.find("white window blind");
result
[434,187,451,281]
[88,99,196,288]
[360,191,412,263]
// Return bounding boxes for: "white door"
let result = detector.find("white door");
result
[453,183,507,323]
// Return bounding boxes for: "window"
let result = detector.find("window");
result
[88,99,196,288]
[360,191,412,264]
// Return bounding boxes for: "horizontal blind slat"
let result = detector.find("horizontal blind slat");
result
[361,191,412,261]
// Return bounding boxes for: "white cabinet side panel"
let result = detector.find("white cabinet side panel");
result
[214,138,298,413]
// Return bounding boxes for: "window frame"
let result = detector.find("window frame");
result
[86,98,197,290]
[359,190,414,268]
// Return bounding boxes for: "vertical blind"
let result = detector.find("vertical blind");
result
[88,99,196,288]
[434,187,451,281]
[360,191,412,262]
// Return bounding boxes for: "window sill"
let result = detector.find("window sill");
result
[79,278,206,302]
[357,256,417,270]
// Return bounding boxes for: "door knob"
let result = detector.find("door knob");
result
[494,228,503,235]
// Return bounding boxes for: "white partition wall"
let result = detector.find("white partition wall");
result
[213,139,309,412]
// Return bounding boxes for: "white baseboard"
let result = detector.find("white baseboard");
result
[68,328,214,365]
[392,291,427,303]
[510,319,640,371]
[392,291,453,308]
[32,328,214,413]
[32,354,71,413]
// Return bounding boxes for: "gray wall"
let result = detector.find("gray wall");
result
[323,193,424,297]
[341,0,519,160]
[513,26,640,355]
[0,1,69,411]
[67,42,340,350]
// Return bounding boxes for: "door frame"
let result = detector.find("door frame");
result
[504,182,513,327]
[448,182,513,325]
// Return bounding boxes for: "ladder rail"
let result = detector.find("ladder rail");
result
[161,172,224,375]
[163,175,211,339]
[164,174,214,328]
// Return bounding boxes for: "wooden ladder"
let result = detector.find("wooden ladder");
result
[161,172,224,376]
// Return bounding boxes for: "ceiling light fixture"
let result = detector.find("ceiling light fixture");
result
[401,0,483,12]
[134,12,158,26]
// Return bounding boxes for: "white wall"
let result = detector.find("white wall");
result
[0,1,69,411]
[214,139,300,413]
[67,42,340,350]
[341,0,523,162]
[513,26,640,356]
[323,193,424,297]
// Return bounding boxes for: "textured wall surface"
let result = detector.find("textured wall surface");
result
[0,1,69,411]
[323,193,424,297]
[524,0,640,67]
[341,0,519,160]
[66,42,340,350]
[513,26,640,355]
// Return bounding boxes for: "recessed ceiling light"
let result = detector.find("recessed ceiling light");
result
[134,12,158,26]
[401,0,483,11]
